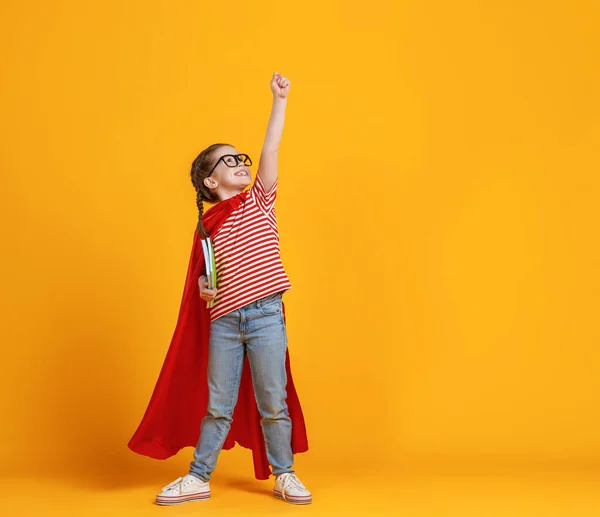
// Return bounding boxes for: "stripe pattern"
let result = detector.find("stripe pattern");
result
[273,490,313,504]
[209,174,291,321]
[155,491,211,505]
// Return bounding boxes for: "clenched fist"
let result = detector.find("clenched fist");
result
[270,72,290,99]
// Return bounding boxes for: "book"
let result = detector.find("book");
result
[201,237,217,308]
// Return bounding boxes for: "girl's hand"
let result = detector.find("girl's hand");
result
[270,72,290,99]
[198,275,217,302]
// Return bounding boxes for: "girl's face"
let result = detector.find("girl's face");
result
[205,145,252,194]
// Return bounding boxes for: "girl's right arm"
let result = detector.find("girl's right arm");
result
[257,72,290,193]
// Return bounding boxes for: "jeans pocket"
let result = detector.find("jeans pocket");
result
[258,293,282,316]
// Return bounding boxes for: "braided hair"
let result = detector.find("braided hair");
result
[190,143,231,238]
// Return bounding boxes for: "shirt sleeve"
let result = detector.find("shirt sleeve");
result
[250,173,278,214]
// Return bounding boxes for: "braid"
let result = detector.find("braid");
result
[196,188,209,239]
[190,143,231,239]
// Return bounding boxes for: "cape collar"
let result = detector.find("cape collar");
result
[203,191,249,238]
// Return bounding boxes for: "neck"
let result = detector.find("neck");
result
[216,186,246,202]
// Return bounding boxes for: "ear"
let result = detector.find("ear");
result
[203,176,218,190]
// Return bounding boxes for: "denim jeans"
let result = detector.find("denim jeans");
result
[189,291,294,481]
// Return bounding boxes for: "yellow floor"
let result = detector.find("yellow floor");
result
[5,449,600,517]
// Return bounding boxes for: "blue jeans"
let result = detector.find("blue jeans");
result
[189,291,294,481]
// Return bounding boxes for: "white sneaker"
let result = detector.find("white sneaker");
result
[155,474,211,505]
[273,472,312,504]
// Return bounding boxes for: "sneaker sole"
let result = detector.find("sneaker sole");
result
[273,490,312,505]
[155,492,211,505]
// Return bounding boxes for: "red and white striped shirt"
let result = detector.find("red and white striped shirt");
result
[208,174,292,321]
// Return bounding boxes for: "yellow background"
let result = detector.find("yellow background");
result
[1,0,600,515]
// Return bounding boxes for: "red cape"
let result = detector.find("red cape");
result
[128,191,309,479]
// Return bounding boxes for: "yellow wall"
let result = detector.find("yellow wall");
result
[1,0,599,477]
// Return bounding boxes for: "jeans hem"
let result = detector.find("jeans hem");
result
[188,471,209,483]
[272,468,295,477]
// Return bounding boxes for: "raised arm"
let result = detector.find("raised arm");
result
[257,72,290,193]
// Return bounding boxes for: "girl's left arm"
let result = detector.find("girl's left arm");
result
[258,72,290,193]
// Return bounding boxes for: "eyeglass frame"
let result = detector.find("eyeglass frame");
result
[208,153,252,177]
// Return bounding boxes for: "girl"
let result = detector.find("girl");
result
[128,73,311,505]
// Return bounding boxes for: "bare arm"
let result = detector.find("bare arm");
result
[258,72,290,193]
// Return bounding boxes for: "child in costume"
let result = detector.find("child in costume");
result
[127,72,311,505]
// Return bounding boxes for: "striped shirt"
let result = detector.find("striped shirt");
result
[208,173,291,321]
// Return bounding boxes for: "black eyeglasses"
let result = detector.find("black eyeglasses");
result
[208,154,252,176]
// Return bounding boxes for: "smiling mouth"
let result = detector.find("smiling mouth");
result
[234,170,249,176]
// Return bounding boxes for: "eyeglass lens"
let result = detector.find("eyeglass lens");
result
[223,154,251,167]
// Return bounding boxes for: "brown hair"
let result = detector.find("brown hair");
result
[190,143,231,238]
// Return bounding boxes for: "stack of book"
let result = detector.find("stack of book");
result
[201,237,217,308]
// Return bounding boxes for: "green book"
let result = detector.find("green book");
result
[201,237,217,308]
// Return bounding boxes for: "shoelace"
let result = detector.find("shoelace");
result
[162,477,183,492]
[278,473,307,500]
[161,476,190,492]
